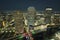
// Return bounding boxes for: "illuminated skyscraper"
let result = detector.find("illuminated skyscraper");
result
[45,8,53,24]
[26,7,36,31]
[27,6,36,25]
[12,11,24,33]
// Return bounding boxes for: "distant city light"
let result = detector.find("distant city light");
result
[46,8,52,10]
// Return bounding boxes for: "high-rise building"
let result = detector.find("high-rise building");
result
[25,7,36,32]
[44,8,53,24]
[12,11,24,33]
[27,6,36,25]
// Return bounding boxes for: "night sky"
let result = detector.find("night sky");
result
[0,0,60,11]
